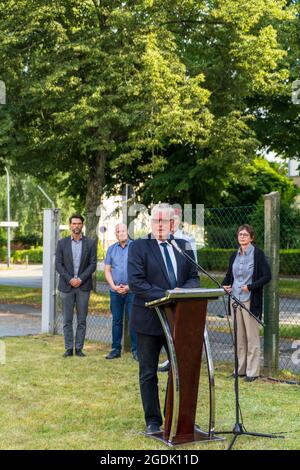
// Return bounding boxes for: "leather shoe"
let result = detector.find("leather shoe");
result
[158,360,170,372]
[145,423,161,434]
[132,351,139,362]
[244,376,258,382]
[106,349,121,360]
[75,349,86,357]
[231,373,246,378]
[63,349,73,357]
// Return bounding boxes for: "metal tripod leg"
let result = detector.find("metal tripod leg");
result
[204,326,216,437]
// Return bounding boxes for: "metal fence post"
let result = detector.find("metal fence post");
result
[42,208,60,334]
[264,192,280,374]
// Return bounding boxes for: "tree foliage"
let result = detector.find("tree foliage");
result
[0,174,77,245]
[0,0,211,236]
[220,157,298,206]
[0,0,298,232]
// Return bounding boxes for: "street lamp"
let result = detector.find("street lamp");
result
[5,166,11,267]
[1,81,9,266]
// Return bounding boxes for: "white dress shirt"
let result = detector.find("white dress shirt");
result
[156,239,178,280]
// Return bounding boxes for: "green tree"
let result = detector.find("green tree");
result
[0,174,77,245]
[220,157,298,206]
[126,0,296,206]
[250,201,300,249]
[0,0,212,237]
[0,0,297,221]
[251,0,300,162]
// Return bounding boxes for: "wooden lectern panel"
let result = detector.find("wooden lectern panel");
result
[163,299,207,444]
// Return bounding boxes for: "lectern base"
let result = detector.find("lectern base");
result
[142,427,225,447]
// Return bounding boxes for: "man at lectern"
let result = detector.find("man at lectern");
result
[128,203,199,434]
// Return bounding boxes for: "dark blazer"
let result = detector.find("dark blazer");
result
[222,245,271,319]
[128,235,200,335]
[55,236,97,292]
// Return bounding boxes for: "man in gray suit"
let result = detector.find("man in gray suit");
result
[56,214,97,357]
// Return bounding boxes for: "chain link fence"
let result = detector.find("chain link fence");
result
[54,203,300,375]
[201,204,300,375]
[54,280,112,345]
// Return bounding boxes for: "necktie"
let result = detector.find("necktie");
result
[161,242,177,289]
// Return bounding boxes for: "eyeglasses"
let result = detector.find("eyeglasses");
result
[238,232,250,237]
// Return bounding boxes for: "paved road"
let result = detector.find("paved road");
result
[0,303,41,336]
[0,264,105,289]
[0,264,43,288]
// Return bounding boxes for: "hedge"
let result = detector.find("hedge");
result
[278,250,300,275]
[0,247,43,264]
[198,248,300,276]
[1,246,299,275]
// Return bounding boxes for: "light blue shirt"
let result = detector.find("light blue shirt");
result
[71,236,82,277]
[232,244,254,302]
[104,240,132,292]
[174,229,197,261]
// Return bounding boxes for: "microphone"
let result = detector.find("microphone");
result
[167,239,222,287]
[168,238,184,255]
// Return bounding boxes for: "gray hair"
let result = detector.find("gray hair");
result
[151,203,175,220]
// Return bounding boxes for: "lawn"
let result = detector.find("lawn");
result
[1,284,299,338]
[0,285,42,308]
[0,335,299,450]
[0,285,110,314]
[201,275,300,298]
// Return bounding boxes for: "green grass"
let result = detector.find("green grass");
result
[279,325,300,340]
[201,275,300,298]
[0,285,110,315]
[1,284,299,338]
[278,278,300,298]
[97,270,300,298]
[0,335,299,450]
[207,317,300,340]
[0,285,42,308]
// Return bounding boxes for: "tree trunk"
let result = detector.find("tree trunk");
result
[85,152,106,241]
[85,152,106,292]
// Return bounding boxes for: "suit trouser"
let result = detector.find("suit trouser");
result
[61,289,90,350]
[231,300,260,378]
[110,291,137,353]
[137,333,168,427]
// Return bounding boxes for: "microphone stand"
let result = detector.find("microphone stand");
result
[168,239,284,450]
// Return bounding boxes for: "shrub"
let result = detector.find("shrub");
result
[11,247,43,264]
[198,248,234,272]
[12,234,43,248]
[0,246,6,261]
[198,247,300,275]
[279,249,300,275]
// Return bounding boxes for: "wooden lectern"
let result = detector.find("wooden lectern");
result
[145,288,225,447]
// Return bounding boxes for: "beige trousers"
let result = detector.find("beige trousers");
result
[231,300,260,378]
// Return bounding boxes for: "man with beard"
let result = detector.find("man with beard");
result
[56,214,97,357]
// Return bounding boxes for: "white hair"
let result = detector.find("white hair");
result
[151,203,175,220]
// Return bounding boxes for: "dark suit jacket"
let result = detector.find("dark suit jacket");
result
[55,236,97,292]
[128,235,200,335]
[222,245,271,319]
